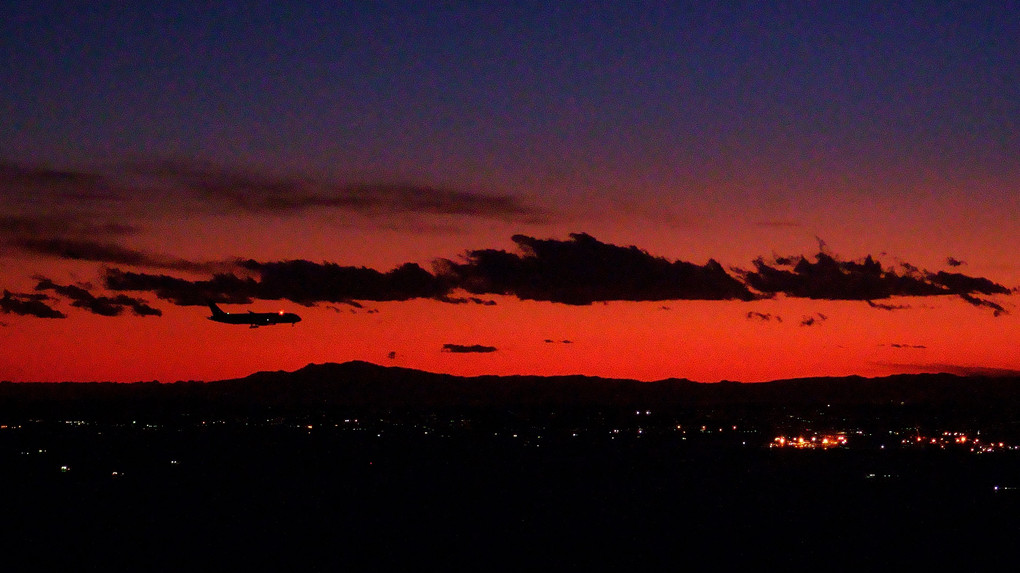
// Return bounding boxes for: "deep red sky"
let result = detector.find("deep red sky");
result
[1,3,1017,382]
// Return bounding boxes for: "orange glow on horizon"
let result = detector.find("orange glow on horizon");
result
[1,289,1015,383]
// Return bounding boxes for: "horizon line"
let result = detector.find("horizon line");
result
[3,360,1019,385]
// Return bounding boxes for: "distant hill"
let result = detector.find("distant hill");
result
[1,361,1020,422]
[216,360,1020,409]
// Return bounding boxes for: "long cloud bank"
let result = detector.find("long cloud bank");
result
[2,232,1013,318]
[88,233,1012,316]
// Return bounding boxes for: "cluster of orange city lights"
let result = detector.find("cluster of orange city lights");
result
[903,432,1019,453]
[770,434,847,449]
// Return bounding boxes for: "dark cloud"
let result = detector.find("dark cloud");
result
[544,339,573,344]
[326,300,363,311]
[326,303,380,314]
[959,294,1008,317]
[0,215,136,240]
[887,343,927,349]
[104,269,258,306]
[130,161,546,222]
[800,313,828,327]
[743,253,943,300]
[436,233,756,305]
[946,257,965,267]
[0,290,66,318]
[34,278,161,317]
[3,162,547,263]
[14,237,218,273]
[928,271,1010,296]
[0,162,120,203]
[899,261,921,274]
[89,234,1011,317]
[442,344,498,354]
[353,184,546,222]
[328,301,383,314]
[239,260,448,305]
[0,213,214,282]
[865,300,912,311]
[105,260,448,307]
[436,295,497,306]
[746,311,781,322]
[741,252,1011,311]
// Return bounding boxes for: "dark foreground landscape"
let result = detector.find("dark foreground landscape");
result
[2,362,1019,570]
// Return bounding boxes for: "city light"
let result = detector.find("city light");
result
[771,434,847,449]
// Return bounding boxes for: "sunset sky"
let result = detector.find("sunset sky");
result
[2,2,1017,383]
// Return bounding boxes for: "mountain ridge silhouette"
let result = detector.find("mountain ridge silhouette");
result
[3,360,1017,420]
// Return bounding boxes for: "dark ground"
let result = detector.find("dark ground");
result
[2,422,1018,572]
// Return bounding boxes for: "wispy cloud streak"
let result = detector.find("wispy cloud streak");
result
[442,344,498,353]
[129,161,546,221]
[0,290,66,318]
[16,238,218,273]
[34,278,161,317]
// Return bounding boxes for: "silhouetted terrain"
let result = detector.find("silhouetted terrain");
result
[1,363,1019,571]
[3,360,1020,420]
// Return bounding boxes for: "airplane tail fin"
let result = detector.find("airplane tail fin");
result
[208,301,226,316]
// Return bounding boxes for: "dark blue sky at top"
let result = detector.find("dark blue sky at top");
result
[3,1,1017,197]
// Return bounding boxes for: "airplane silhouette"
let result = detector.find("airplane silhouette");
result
[207,302,301,328]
